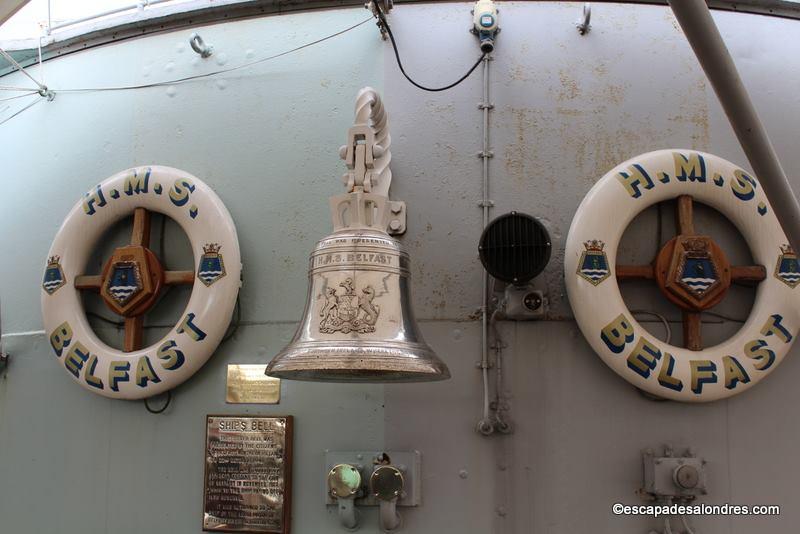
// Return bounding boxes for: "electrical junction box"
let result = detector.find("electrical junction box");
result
[640,446,707,501]
[500,285,546,320]
[324,450,421,507]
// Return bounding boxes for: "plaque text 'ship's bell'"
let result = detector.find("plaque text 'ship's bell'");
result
[265,88,449,382]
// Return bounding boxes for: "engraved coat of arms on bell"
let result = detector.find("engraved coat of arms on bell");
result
[320,278,381,334]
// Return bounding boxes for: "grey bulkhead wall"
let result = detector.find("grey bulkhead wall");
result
[0,2,798,533]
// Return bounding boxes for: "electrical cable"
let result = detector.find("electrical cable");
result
[52,17,373,93]
[144,390,171,414]
[87,311,124,328]
[221,297,242,343]
[702,310,746,323]
[372,1,485,92]
[0,16,372,127]
[631,309,672,344]
[679,514,697,534]
[490,309,512,433]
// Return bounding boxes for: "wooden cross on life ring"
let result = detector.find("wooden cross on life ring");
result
[616,195,767,350]
[73,208,195,352]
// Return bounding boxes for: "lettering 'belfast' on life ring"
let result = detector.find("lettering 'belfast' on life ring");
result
[41,166,241,400]
[565,150,800,402]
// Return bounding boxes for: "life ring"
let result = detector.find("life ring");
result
[41,166,241,400]
[565,150,800,402]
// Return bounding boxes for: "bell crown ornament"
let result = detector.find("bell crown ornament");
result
[265,87,450,382]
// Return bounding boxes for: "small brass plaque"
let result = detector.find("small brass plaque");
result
[226,365,281,404]
[203,415,293,533]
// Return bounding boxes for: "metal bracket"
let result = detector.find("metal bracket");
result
[340,125,378,193]
[367,0,393,40]
[189,32,214,57]
[576,3,591,35]
[387,200,406,235]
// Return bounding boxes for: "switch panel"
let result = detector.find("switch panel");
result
[324,450,421,507]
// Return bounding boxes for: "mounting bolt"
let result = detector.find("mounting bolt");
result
[390,203,402,214]
[389,220,402,231]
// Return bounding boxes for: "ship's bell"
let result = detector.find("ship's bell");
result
[265,191,450,382]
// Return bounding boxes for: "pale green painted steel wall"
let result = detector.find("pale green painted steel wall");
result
[2,3,800,533]
[0,8,389,534]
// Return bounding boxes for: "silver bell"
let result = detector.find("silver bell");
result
[265,191,450,382]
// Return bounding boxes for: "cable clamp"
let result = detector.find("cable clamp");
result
[477,102,494,110]
[39,87,55,101]
[478,200,495,208]
[476,150,494,159]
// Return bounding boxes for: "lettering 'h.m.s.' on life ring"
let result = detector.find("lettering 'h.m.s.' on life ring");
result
[565,150,800,402]
[41,166,241,400]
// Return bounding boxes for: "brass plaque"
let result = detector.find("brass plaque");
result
[226,365,281,404]
[203,415,293,533]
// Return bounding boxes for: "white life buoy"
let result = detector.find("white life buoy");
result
[565,150,800,402]
[41,166,241,400]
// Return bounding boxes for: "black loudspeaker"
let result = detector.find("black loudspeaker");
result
[478,211,551,285]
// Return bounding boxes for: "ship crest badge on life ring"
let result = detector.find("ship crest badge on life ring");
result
[198,243,226,286]
[774,244,800,288]
[43,256,66,295]
[577,240,610,285]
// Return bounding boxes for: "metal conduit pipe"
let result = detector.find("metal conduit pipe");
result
[477,54,495,436]
[668,0,800,254]
[49,0,175,31]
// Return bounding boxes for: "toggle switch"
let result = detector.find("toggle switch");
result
[328,464,362,530]
[370,465,404,532]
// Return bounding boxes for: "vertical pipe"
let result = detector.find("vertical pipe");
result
[668,0,800,254]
